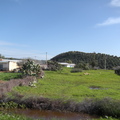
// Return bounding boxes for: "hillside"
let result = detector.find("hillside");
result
[51,51,120,69]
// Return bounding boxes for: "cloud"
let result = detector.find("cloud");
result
[110,0,120,7]
[96,17,120,26]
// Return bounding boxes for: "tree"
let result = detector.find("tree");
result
[51,51,120,70]
[47,61,62,71]
[0,54,5,58]
[75,61,90,70]
[66,60,72,63]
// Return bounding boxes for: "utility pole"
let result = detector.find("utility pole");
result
[104,54,106,70]
[46,52,47,66]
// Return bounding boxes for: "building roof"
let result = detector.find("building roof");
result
[58,62,75,65]
[0,61,8,63]
[0,59,21,62]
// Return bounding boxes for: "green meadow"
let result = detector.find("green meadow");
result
[0,72,21,81]
[11,68,120,101]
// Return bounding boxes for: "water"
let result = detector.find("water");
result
[89,86,108,90]
[8,108,98,120]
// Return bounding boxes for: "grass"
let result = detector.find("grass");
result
[11,68,120,101]
[0,112,32,120]
[0,72,21,81]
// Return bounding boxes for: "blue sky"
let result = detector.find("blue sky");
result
[0,0,120,60]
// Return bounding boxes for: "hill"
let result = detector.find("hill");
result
[51,51,120,69]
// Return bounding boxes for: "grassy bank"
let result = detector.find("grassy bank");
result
[0,112,118,120]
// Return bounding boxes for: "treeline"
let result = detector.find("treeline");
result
[0,54,21,60]
[51,51,120,69]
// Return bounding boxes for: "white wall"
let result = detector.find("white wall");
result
[9,61,19,71]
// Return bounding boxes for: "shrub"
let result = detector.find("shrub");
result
[79,98,120,118]
[114,66,120,75]
[75,62,90,70]
[47,61,62,71]
[71,68,82,73]
[21,59,44,78]
[0,76,36,98]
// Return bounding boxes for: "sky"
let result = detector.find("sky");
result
[0,0,120,60]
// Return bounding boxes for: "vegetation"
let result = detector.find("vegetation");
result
[70,68,82,73]
[51,51,120,69]
[47,61,62,71]
[0,76,36,98]
[2,68,118,118]
[11,68,120,101]
[0,68,120,119]
[0,54,5,59]
[0,112,33,120]
[0,72,21,81]
[1,94,119,118]
[21,59,44,78]
[114,66,120,75]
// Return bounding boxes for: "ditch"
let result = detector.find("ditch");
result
[4,108,99,120]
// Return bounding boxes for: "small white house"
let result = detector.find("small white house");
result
[58,62,75,68]
[0,59,21,71]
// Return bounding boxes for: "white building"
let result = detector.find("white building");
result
[58,62,75,68]
[0,59,21,71]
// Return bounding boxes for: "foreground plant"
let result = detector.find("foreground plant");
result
[0,112,33,120]
[21,59,44,78]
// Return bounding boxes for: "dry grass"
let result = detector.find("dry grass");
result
[0,76,36,99]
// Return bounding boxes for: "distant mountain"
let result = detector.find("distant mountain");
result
[51,51,120,69]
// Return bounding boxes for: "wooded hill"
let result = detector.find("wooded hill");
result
[51,51,120,69]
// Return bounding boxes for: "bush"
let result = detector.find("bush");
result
[114,66,120,75]
[71,68,82,73]
[21,59,44,78]
[75,62,90,70]
[0,76,36,98]
[47,61,62,71]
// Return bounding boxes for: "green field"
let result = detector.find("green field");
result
[11,68,120,101]
[0,72,21,81]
